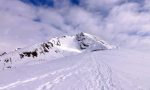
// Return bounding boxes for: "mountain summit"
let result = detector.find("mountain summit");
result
[0,32,115,70]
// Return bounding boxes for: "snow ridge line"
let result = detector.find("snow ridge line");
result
[0,32,114,71]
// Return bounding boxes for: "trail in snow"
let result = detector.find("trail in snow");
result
[0,53,115,90]
[0,49,149,90]
[35,55,115,90]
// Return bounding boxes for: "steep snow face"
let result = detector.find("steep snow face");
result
[0,32,115,70]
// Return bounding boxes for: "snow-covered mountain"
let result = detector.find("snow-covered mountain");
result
[0,32,150,90]
[0,32,115,71]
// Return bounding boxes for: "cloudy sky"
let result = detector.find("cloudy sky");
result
[0,0,150,52]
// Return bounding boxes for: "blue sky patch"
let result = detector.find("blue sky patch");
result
[70,0,80,5]
[21,0,54,7]
[21,0,80,7]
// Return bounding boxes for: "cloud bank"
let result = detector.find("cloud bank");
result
[0,0,150,52]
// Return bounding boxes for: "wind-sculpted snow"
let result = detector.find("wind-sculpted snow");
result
[0,32,114,70]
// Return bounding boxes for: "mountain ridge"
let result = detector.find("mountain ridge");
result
[0,32,115,70]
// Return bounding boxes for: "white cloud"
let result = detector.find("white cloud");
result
[0,0,150,52]
[80,0,123,10]
[103,2,150,51]
[64,7,103,34]
[0,0,63,52]
[144,0,150,10]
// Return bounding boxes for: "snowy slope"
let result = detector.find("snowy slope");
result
[0,32,114,70]
[1,32,150,90]
[0,49,150,90]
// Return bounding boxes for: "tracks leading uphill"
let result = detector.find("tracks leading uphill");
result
[0,53,116,90]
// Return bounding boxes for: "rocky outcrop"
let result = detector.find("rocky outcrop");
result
[0,32,115,70]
